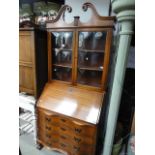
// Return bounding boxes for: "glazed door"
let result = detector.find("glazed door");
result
[76,30,110,89]
[49,31,74,83]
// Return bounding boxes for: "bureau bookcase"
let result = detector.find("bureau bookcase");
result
[36,3,115,155]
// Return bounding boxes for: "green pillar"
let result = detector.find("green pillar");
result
[102,0,135,155]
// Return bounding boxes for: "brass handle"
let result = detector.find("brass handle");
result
[45,117,51,122]
[60,127,66,131]
[45,126,51,130]
[74,137,81,143]
[61,118,66,122]
[75,128,81,133]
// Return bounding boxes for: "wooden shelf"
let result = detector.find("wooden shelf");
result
[78,65,103,71]
[77,76,101,87]
[53,63,72,68]
[79,49,104,53]
[53,48,72,52]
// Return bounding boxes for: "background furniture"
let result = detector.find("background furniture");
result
[36,3,115,155]
[19,28,37,96]
[19,25,48,98]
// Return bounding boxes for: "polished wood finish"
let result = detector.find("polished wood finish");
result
[101,29,113,90]
[37,83,104,154]
[19,30,36,96]
[37,88,99,155]
[37,82,104,124]
[37,2,115,155]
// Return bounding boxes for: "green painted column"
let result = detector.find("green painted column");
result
[102,0,135,155]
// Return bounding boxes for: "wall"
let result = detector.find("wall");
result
[65,0,111,23]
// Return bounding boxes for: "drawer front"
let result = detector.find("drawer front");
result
[37,110,59,125]
[70,120,96,138]
[71,144,95,155]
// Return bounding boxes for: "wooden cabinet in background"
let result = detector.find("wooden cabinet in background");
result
[19,29,36,96]
[19,27,48,98]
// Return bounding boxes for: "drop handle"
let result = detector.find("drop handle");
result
[60,127,66,131]
[75,128,81,133]
[45,126,51,130]
[45,117,51,122]
[74,137,81,143]
[60,118,66,122]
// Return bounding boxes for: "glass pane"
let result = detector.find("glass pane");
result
[51,32,73,82]
[52,66,72,82]
[77,31,107,87]
[77,69,102,87]
[78,31,106,50]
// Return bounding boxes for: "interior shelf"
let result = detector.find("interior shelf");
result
[53,63,72,68]
[78,66,103,71]
[79,49,104,53]
[77,76,101,87]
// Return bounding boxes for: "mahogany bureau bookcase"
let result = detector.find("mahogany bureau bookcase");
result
[36,3,115,155]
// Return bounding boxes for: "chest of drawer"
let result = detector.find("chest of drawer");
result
[37,108,97,155]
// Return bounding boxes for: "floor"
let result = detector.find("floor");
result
[20,133,63,155]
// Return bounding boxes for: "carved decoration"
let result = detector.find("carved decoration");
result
[46,5,74,28]
[45,2,115,29]
[78,2,115,27]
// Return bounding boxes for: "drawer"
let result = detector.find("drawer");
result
[71,143,95,155]
[37,132,51,146]
[70,134,95,145]
[50,139,93,155]
[38,123,70,135]
[37,110,60,127]
[52,141,70,152]
[70,120,97,138]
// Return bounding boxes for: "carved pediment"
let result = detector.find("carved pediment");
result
[46,2,115,29]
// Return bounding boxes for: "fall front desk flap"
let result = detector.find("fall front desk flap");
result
[37,82,105,124]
